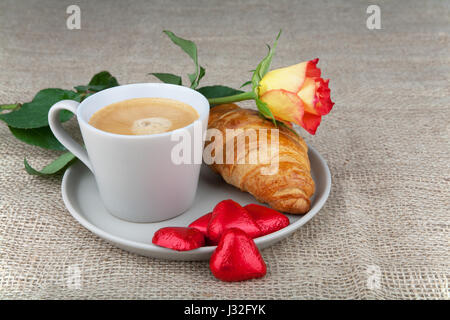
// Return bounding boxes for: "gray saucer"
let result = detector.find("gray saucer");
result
[61,145,331,260]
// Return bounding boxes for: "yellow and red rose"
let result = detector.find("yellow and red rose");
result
[258,58,334,134]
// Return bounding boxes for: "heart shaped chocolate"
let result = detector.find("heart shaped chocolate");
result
[207,199,261,244]
[152,227,205,251]
[210,228,267,282]
[244,204,290,236]
[188,212,212,236]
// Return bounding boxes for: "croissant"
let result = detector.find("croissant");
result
[206,103,315,214]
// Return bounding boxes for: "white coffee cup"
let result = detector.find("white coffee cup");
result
[48,83,210,222]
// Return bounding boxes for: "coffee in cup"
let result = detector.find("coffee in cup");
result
[89,97,199,135]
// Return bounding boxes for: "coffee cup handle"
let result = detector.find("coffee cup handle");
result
[48,100,93,172]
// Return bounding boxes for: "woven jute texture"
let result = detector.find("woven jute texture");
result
[0,0,449,299]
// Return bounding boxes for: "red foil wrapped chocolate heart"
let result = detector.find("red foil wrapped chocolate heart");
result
[188,212,212,236]
[244,204,290,236]
[207,199,261,244]
[152,227,205,251]
[210,228,267,282]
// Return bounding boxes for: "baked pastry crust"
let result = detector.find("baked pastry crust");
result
[206,104,315,214]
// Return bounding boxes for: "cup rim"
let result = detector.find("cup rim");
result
[77,83,210,139]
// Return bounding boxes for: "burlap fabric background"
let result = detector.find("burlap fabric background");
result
[0,0,448,299]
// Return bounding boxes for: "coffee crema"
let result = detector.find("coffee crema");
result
[89,97,199,135]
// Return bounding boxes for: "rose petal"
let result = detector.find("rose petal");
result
[297,77,318,114]
[301,112,322,135]
[259,62,308,95]
[305,58,321,78]
[259,89,304,125]
[314,78,334,116]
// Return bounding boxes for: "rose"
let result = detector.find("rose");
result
[258,59,334,134]
[207,30,334,135]
[209,57,334,135]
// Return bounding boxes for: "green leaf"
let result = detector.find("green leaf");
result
[258,30,282,78]
[240,81,252,88]
[74,71,119,93]
[74,85,104,93]
[277,120,299,136]
[198,66,206,83]
[163,30,201,88]
[89,71,119,87]
[0,103,21,110]
[9,126,66,150]
[196,85,244,100]
[251,64,263,89]
[24,152,76,176]
[188,72,197,87]
[163,30,198,68]
[255,98,276,125]
[150,73,182,85]
[251,30,282,90]
[0,89,81,129]
[188,66,206,89]
[189,66,206,89]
